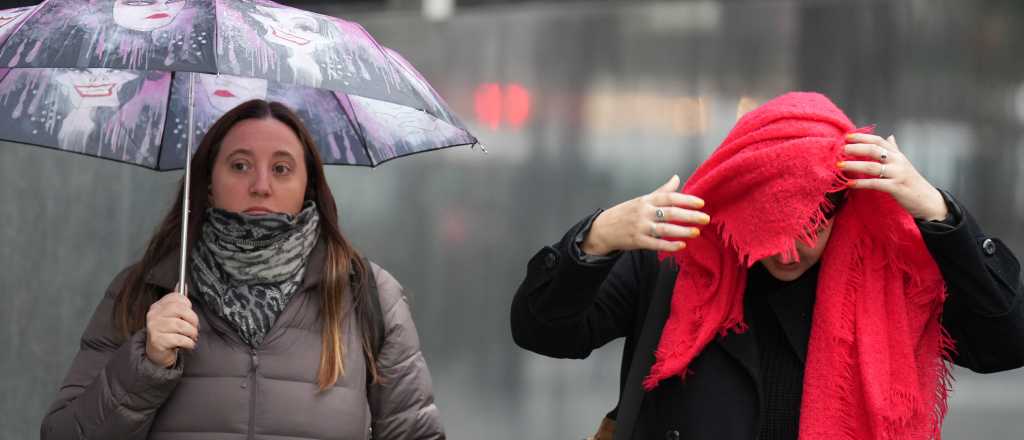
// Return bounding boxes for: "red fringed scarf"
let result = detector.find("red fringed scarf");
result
[648,92,954,439]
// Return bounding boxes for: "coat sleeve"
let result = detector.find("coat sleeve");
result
[367,264,445,440]
[40,267,183,440]
[919,192,1024,373]
[510,211,650,359]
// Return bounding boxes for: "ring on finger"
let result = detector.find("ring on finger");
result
[650,222,660,239]
[878,147,888,162]
[655,208,665,221]
[879,164,887,179]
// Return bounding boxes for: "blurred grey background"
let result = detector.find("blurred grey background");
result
[3,0,1024,438]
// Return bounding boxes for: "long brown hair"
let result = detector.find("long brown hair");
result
[113,99,380,389]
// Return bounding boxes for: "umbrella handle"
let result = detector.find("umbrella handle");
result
[177,72,197,296]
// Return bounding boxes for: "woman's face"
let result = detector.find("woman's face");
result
[759,221,833,281]
[210,117,308,216]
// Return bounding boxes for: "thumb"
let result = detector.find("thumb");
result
[654,174,680,193]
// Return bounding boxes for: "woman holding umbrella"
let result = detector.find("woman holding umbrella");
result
[511,92,1024,440]
[41,100,444,439]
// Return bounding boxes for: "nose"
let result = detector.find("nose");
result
[249,169,272,198]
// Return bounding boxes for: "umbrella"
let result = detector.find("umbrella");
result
[0,0,479,289]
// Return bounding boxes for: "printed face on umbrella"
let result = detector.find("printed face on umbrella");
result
[113,0,186,32]
[250,6,328,54]
[55,69,140,108]
[199,74,269,113]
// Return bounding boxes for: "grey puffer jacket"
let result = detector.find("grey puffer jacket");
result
[41,241,444,440]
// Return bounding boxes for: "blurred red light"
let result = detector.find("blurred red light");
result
[473,83,502,130]
[504,83,531,129]
[473,82,531,130]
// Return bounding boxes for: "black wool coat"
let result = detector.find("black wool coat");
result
[511,196,1024,440]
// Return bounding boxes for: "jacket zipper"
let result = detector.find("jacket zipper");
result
[248,348,259,440]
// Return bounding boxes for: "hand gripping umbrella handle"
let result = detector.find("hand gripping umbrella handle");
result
[177,72,197,296]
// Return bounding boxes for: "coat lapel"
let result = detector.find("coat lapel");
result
[714,321,760,384]
[615,258,678,440]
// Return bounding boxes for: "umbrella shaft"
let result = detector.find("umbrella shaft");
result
[178,73,196,296]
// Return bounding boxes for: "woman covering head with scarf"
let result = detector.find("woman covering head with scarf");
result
[41,100,444,440]
[511,92,1024,440]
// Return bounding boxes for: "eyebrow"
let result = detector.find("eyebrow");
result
[225,148,298,160]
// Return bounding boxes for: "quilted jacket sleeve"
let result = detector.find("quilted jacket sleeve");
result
[40,267,183,440]
[367,264,445,439]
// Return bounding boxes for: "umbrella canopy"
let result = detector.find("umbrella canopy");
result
[0,67,477,169]
[0,0,478,168]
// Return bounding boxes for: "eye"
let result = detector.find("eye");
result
[273,163,292,175]
[230,161,250,172]
[123,0,156,6]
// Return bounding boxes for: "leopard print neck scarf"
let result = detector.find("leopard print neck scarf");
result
[190,201,319,347]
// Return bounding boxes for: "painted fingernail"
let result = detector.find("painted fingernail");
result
[695,198,705,208]
[700,215,711,225]
[846,180,857,188]
[836,161,846,169]
[677,241,687,250]
[692,227,701,237]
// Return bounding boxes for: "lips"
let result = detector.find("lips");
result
[777,261,800,269]
[73,83,115,98]
[271,27,310,46]
[213,89,236,98]
[244,207,273,215]
[146,13,170,20]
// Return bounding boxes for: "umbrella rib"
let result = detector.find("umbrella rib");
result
[212,0,220,74]
[155,71,178,170]
[369,139,478,168]
[335,93,375,166]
